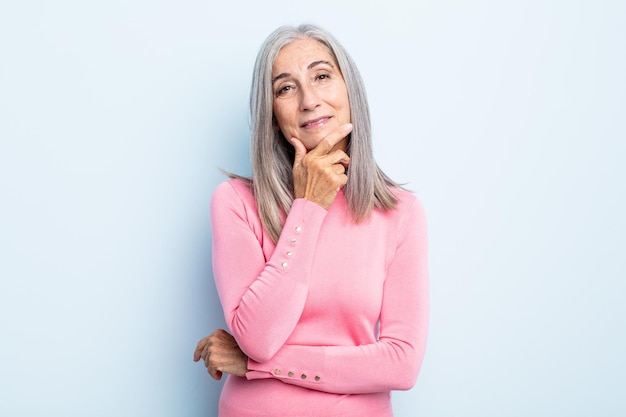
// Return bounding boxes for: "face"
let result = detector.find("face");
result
[271,38,351,151]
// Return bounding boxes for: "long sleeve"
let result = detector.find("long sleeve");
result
[246,197,429,394]
[211,180,328,362]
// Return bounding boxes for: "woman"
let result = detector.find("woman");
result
[194,24,428,417]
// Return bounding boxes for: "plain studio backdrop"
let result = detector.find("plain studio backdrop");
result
[1,1,624,416]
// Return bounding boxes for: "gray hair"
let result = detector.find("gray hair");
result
[248,24,400,242]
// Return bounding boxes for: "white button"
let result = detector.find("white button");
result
[288,371,294,377]
[315,376,321,382]
[291,238,297,243]
[274,369,281,375]
[286,251,292,256]
[295,226,302,232]
[281,262,288,268]
[301,374,307,380]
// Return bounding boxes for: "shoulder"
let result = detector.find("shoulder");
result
[212,178,254,203]
[392,188,425,216]
[211,178,258,216]
[383,187,427,232]
[383,188,428,250]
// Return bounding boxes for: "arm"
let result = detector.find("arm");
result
[246,198,429,394]
[211,182,327,363]
[212,125,352,363]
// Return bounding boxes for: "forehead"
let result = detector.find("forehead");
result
[272,38,336,72]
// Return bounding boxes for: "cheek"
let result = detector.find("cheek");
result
[273,104,294,131]
[335,88,351,121]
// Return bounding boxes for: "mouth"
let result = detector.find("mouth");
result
[301,116,331,129]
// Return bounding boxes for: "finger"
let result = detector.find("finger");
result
[309,123,352,156]
[335,169,349,190]
[203,346,211,368]
[208,365,223,380]
[193,337,208,362]
[332,163,347,175]
[321,149,350,167]
[290,137,307,167]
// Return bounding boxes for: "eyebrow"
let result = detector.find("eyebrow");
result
[272,60,336,84]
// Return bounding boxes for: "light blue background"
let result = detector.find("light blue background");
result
[1,1,624,416]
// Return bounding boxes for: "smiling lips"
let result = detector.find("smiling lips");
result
[301,116,331,129]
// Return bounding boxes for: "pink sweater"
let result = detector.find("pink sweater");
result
[211,179,429,417]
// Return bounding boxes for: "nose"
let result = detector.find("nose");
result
[299,84,320,111]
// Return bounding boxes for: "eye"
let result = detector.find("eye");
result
[316,73,331,80]
[276,84,295,96]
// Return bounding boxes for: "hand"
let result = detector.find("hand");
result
[193,329,248,380]
[291,123,352,210]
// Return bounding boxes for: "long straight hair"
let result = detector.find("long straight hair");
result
[246,24,401,242]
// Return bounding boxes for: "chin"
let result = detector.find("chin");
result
[301,129,333,147]
[303,141,322,151]
[297,134,322,149]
